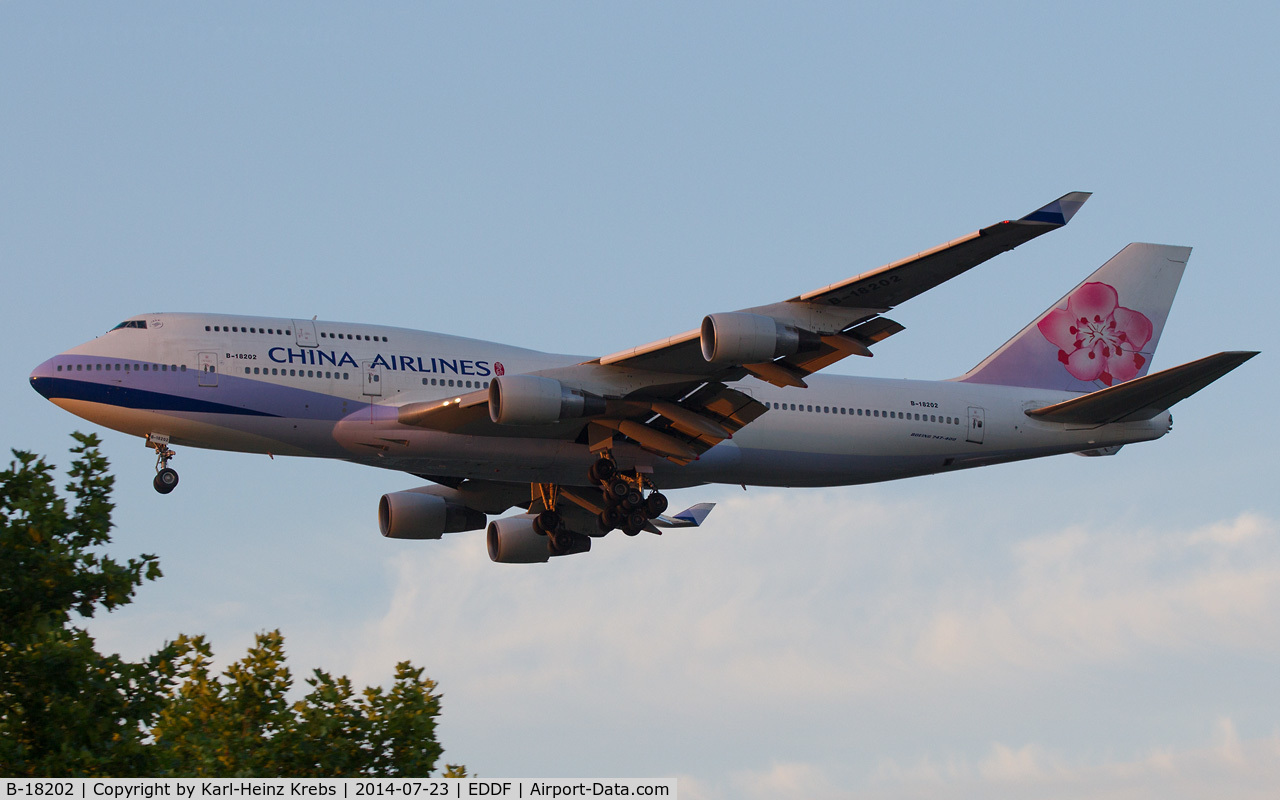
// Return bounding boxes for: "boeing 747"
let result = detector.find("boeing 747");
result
[29,193,1256,562]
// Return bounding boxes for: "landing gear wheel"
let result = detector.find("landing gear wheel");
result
[645,492,668,518]
[153,468,179,494]
[588,457,617,486]
[623,489,643,509]
[595,514,614,536]
[533,510,561,536]
[604,505,626,529]
[606,478,630,504]
[623,509,648,535]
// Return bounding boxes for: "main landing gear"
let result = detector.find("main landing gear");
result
[147,434,179,494]
[590,454,667,537]
[527,454,670,546]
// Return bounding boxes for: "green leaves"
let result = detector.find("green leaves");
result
[1,435,460,778]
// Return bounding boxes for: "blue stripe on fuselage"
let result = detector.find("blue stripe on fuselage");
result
[30,376,279,417]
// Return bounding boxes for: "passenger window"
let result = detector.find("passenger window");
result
[343,372,350,380]
[205,326,211,331]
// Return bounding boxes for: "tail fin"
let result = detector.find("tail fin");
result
[957,243,1190,391]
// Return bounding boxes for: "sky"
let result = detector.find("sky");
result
[3,1,1279,796]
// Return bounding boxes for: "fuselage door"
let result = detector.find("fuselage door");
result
[292,319,318,348]
[966,406,985,444]
[198,352,219,387]
[362,360,383,397]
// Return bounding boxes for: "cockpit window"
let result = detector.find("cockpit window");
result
[111,320,148,330]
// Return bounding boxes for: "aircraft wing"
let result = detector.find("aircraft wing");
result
[595,191,1091,387]
[398,192,1090,463]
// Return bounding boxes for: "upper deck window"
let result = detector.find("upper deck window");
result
[111,320,147,330]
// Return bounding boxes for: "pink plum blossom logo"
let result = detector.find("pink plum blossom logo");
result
[494,362,505,376]
[1037,282,1153,386]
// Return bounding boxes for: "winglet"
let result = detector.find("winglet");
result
[1018,191,1092,226]
[654,502,716,528]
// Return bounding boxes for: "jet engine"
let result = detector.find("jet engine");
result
[488,374,606,425]
[700,312,821,364]
[379,489,487,540]
[486,514,592,563]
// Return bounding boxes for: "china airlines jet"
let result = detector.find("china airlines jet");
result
[29,193,1256,563]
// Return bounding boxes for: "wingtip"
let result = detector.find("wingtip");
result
[1020,191,1092,226]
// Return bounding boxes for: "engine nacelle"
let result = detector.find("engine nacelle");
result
[700,312,821,365]
[379,490,486,540]
[486,514,550,563]
[488,374,606,426]
[486,514,592,563]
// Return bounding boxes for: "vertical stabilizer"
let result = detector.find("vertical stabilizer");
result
[957,243,1189,391]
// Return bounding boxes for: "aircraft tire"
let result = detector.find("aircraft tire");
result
[594,514,613,536]
[153,468,179,494]
[606,478,630,504]
[645,492,668,518]
[623,509,648,535]
[535,510,561,535]
[604,505,626,529]
[589,458,617,485]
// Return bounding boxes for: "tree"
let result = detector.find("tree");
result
[0,432,174,776]
[0,434,463,777]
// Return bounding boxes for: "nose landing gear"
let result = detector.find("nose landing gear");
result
[147,433,179,494]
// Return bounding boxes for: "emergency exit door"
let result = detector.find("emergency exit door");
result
[966,406,985,444]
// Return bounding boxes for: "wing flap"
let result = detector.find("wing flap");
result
[1026,351,1258,425]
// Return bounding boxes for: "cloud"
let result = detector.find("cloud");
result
[912,510,1280,673]
[313,491,1280,782]
[351,495,1280,703]
[862,717,1280,800]
[677,718,1280,799]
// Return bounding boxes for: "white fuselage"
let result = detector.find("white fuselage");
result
[30,312,1171,489]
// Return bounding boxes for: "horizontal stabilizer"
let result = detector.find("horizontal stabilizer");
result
[654,502,716,528]
[1026,351,1258,425]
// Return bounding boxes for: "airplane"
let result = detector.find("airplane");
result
[29,192,1257,563]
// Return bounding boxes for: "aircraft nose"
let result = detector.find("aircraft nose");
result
[30,357,59,400]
